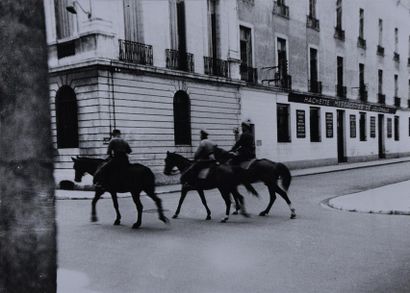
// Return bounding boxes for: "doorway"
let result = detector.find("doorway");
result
[378,114,385,158]
[337,110,346,162]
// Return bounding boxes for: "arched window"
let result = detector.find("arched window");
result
[55,85,79,148]
[173,90,191,145]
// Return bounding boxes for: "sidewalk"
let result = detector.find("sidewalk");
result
[55,156,410,200]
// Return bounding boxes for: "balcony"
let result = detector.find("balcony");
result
[359,85,368,102]
[377,45,384,57]
[377,93,386,104]
[308,80,322,94]
[357,37,366,49]
[394,97,401,108]
[203,56,229,78]
[306,15,320,31]
[240,64,258,84]
[273,1,289,18]
[165,49,194,73]
[336,84,347,98]
[393,52,400,63]
[119,39,153,65]
[334,27,345,41]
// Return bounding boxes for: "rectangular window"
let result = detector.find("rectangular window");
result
[336,0,342,29]
[395,28,399,52]
[309,0,317,18]
[240,26,252,67]
[378,69,383,94]
[54,0,76,39]
[310,107,321,142]
[359,63,365,86]
[277,103,291,142]
[394,74,398,97]
[309,47,318,82]
[359,9,364,39]
[387,118,392,138]
[208,0,218,59]
[277,37,288,80]
[378,19,383,45]
[394,116,400,141]
[337,56,343,86]
[359,112,366,141]
[350,115,356,138]
[123,0,143,42]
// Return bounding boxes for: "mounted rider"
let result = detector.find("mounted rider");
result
[229,120,256,165]
[180,129,217,184]
[94,129,132,188]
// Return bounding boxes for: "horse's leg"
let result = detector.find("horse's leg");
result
[232,193,241,215]
[231,188,249,218]
[131,191,143,229]
[197,189,211,220]
[259,184,277,216]
[220,189,232,223]
[273,184,296,219]
[173,184,189,219]
[91,189,104,222]
[145,190,169,224]
[110,192,121,225]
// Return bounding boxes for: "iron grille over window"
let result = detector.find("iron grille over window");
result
[55,86,79,148]
[119,40,153,65]
[277,103,290,142]
[203,56,229,78]
[173,91,192,145]
[240,64,258,83]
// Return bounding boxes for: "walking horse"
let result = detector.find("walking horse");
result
[72,157,169,229]
[163,151,258,222]
[214,147,296,219]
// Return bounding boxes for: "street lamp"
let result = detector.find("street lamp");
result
[66,0,92,19]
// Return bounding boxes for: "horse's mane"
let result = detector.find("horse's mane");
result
[168,152,193,163]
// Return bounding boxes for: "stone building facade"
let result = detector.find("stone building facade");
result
[43,0,410,181]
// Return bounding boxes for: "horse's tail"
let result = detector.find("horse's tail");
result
[277,163,291,191]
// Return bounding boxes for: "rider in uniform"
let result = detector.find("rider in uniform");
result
[229,120,256,165]
[181,129,216,184]
[94,129,132,188]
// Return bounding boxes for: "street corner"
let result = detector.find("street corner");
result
[323,180,410,216]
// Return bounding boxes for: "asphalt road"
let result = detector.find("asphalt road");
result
[57,162,410,293]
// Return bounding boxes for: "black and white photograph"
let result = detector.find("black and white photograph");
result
[1,0,410,292]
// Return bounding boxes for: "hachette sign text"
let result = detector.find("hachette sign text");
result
[288,93,396,114]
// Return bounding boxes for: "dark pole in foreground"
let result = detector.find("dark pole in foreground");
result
[0,1,57,292]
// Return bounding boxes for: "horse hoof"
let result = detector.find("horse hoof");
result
[220,218,228,223]
[290,214,296,219]
[241,212,250,218]
[172,214,178,219]
[91,216,98,222]
[232,211,239,215]
[259,212,267,217]
[160,216,169,224]
[206,215,211,220]
[114,220,121,225]
[132,223,141,229]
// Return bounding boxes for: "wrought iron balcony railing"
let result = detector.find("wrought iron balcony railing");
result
[308,80,322,94]
[273,2,289,18]
[203,56,229,78]
[119,39,153,65]
[240,64,258,84]
[378,93,386,104]
[336,84,347,98]
[306,15,320,31]
[165,49,194,73]
[393,52,400,62]
[261,65,292,90]
[334,27,345,41]
[359,85,368,102]
[376,45,384,57]
[394,96,401,107]
[357,37,367,49]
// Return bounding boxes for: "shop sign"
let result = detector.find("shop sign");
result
[296,110,306,138]
[326,112,333,138]
[288,93,396,114]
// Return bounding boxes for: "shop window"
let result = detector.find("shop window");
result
[277,103,290,142]
[173,90,191,145]
[310,107,321,142]
[350,115,356,138]
[359,112,366,141]
[55,85,79,148]
[387,118,392,138]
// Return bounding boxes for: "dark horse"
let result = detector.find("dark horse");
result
[214,147,296,219]
[72,157,169,229]
[163,151,257,222]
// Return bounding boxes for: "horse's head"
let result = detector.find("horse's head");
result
[72,157,85,182]
[163,151,180,175]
